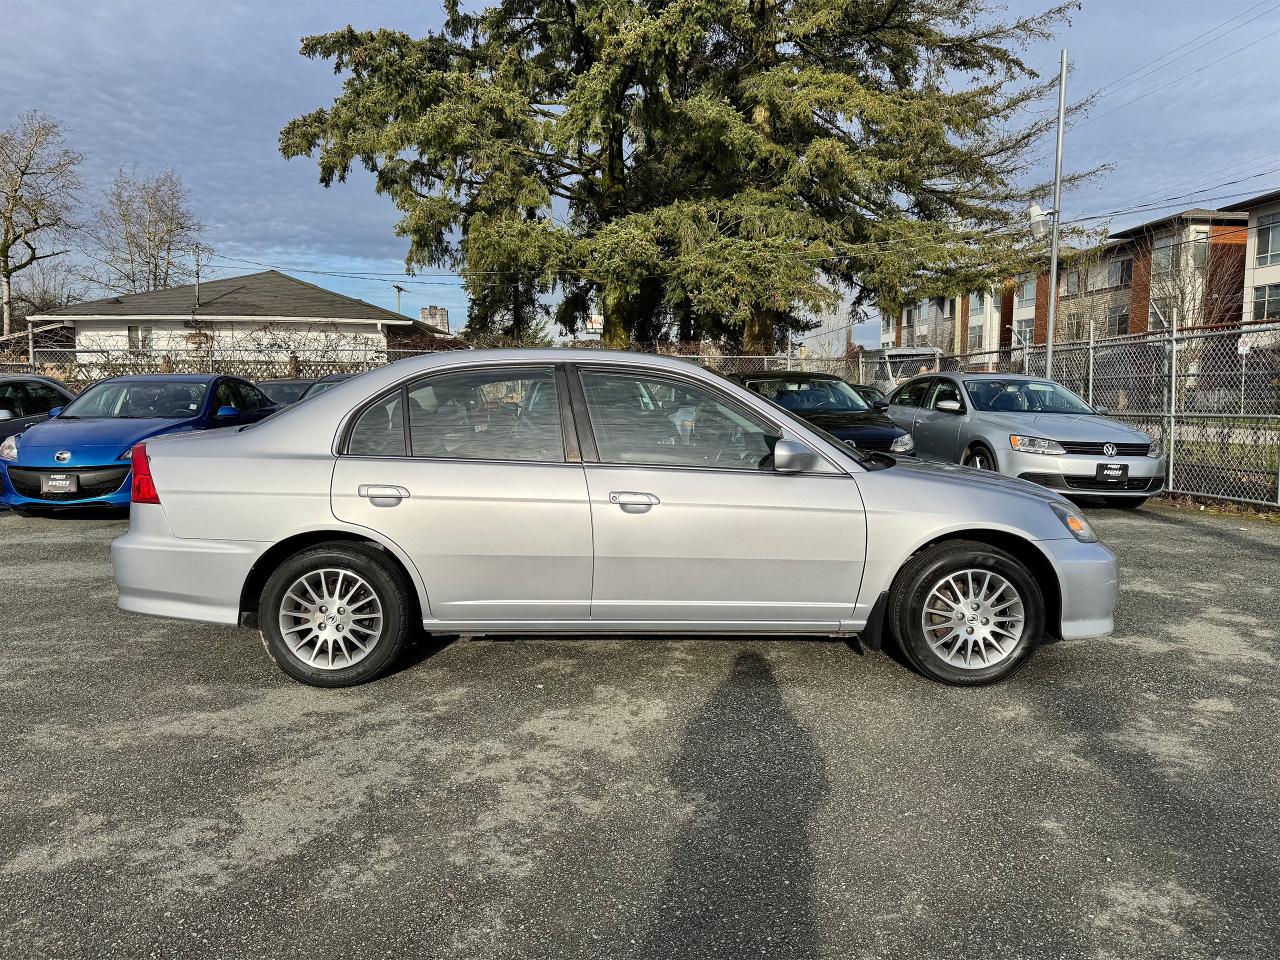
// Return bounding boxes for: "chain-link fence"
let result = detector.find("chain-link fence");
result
[4,323,1278,506]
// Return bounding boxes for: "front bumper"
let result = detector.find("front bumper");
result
[0,462,132,508]
[1007,450,1166,498]
[1040,536,1120,640]
[112,504,265,625]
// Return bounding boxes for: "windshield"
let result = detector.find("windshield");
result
[60,380,208,419]
[964,379,1095,415]
[300,378,348,400]
[259,380,310,405]
[743,377,870,413]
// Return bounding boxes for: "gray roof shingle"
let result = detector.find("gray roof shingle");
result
[35,270,411,323]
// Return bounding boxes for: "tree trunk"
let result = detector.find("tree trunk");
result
[601,283,631,348]
[743,309,774,355]
[1,272,11,338]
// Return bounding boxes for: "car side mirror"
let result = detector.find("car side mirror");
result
[936,399,964,413]
[47,406,62,419]
[0,409,13,422]
[873,399,889,411]
[1093,404,1109,415]
[773,439,821,474]
[215,405,240,419]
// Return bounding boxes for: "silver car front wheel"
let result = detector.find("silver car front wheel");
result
[920,569,1025,669]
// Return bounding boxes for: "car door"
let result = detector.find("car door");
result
[887,377,931,434]
[912,377,967,462]
[0,381,37,440]
[570,364,866,624]
[330,364,593,622]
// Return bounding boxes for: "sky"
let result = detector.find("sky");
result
[3,0,1278,349]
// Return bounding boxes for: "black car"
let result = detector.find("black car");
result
[0,375,76,442]
[257,378,316,406]
[728,371,915,454]
[298,373,354,401]
[850,382,887,406]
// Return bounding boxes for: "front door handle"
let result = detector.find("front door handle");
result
[358,484,410,507]
[609,491,660,513]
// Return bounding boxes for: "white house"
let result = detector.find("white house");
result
[1223,188,1280,324]
[29,270,431,359]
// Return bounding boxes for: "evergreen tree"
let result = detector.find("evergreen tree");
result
[282,0,1077,350]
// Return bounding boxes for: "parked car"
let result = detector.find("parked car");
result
[727,371,914,454]
[0,375,75,442]
[257,378,315,406]
[849,383,887,407]
[112,350,1117,689]
[298,373,354,401]
[887,373,1165,507]
[0,374,278,510]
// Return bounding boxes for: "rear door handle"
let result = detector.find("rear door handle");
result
[358,484,410,506]
[609,491,660,512]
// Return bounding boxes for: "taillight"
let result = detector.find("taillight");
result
[130,443,160,504]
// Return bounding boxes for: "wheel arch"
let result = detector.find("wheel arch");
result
[889,528,1063,641]
[238,529,425,628]
[962,438,999,468]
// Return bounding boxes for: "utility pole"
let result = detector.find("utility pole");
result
[1045,48,1068,381]
[392,283,408,316]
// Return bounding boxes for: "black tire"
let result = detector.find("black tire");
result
[889,540,1044,686]
[962,443,999,471]
[258,542,413,687]
[1110,497,1147,510]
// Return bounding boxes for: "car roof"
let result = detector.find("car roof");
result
[729,370,844,382]
[95,373,221,384]
[0,374,67,386]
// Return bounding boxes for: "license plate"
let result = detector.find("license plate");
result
[41,473,79,495]
[1096,463,1128,483]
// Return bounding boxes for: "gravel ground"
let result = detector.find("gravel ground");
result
[1,503,1277,959]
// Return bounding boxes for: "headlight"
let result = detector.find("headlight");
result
[1010,435,1065,456]
[1050,502,1098,543]
[1147,443,1162,459]
[0,435,17,462]
[889,433,915,454]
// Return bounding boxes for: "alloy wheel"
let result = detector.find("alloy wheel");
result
[920,568,1025,669]
[277,568,384,670]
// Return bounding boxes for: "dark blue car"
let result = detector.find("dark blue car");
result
[0,374,277,510]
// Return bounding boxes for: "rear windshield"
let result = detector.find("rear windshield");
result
[60,381,208,419]
[742,377,870,413]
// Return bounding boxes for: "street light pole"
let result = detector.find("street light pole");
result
[1045,48,1068,380]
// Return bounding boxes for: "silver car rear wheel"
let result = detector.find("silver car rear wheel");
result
[277,568,385,670]
[920,568,1026,669]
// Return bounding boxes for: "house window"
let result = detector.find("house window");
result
[127,325,153,352]
[1016,274,1036,308]
[1152,234,1176,276]
[1257,213,1280,267]
[1150,297,1176,331]
[1065,312,1087,341]
[1062,269,1080,297]
[968,291,984,313]
[1191,229,1210,269]
[1107,304,1130,336]
[966,322,984,352]
[1253,284,1280,322]
[1109,257,1133,288]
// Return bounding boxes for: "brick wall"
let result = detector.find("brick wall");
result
[999,283,1014,349]
[1204,222,1247,327]
[1129,240,1152,335]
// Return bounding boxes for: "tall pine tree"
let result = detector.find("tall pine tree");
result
[282,0,1077,350]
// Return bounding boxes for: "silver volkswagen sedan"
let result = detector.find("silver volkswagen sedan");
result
[111,350,1118,688]
[887,373,1165,506]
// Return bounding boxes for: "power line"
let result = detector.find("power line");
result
[1073,24,1280,131]
[1086,1,1280,104]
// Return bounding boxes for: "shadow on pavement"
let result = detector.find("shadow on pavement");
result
[635,651,827,959]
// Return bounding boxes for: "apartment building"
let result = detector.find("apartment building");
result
[885,208,1248,353]
[1223,188,1280,324]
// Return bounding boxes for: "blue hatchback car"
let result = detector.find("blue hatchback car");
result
[0,374,277,510]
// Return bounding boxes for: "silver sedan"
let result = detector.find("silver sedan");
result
[111,350,1118,687]
[887,373,1165,506]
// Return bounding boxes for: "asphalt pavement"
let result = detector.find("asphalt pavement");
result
[1,503,1277,959]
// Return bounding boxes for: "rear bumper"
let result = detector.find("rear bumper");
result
[1041,536,1120,640]
[112,504,265,625]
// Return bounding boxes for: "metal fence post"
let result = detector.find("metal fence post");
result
[1086,323,1094,406]
[27,321,35,372]
[1167,318,1177,492]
